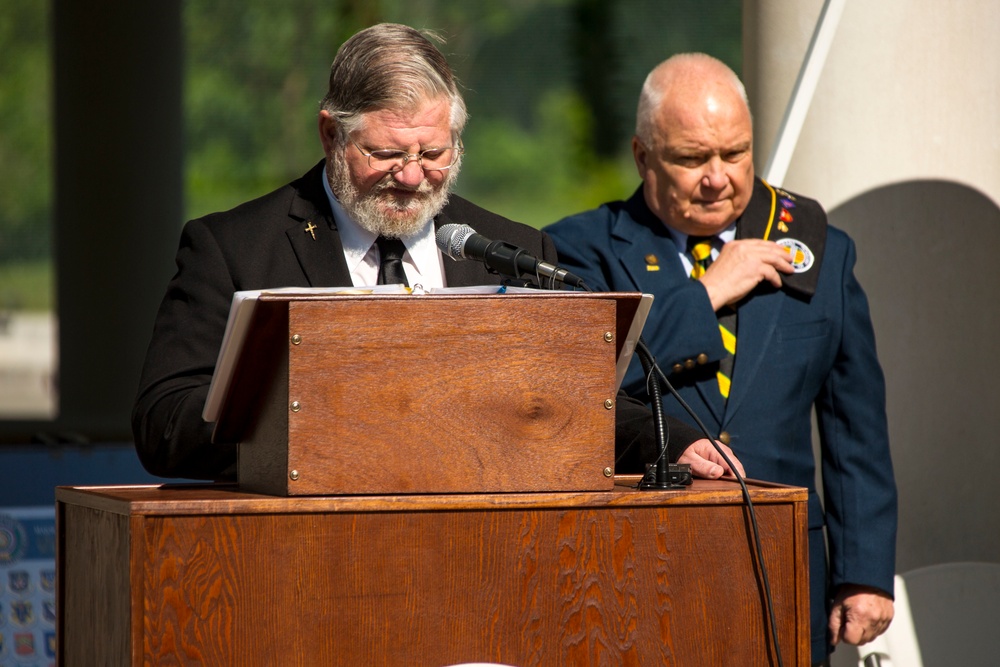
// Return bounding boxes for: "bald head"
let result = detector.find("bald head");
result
[636,53,750,147]
[632,53,756,235]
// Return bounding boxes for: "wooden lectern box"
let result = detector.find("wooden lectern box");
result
[57,479,811,666]
[209,291,647,496]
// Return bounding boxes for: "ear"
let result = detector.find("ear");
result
[318,110,338,154]
[632,135,648,176]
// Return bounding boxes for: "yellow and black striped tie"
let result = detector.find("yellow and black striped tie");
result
[688,236,736,400]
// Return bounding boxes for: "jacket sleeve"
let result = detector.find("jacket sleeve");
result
[131,218,239,480]
[613,390,708,472]
[815,234,897,596]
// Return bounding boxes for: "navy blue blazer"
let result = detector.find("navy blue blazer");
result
[546,182,897,653]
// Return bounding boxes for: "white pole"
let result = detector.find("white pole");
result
[760,0,847,186]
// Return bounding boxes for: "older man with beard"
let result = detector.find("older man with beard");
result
[132,24,741,482]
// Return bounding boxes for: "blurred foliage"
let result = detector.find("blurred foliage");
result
[182,0,741,226]
[0,0,52,266]
[0,0,741,310]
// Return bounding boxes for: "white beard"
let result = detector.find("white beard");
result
[327,152,461,239]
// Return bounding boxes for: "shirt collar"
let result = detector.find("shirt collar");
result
[667,222,738,253]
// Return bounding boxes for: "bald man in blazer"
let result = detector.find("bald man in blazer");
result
[546,53,896,664]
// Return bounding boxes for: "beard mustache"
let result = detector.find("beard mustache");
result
[327,152,461,239]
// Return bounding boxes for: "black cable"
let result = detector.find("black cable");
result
[633,341,678,489]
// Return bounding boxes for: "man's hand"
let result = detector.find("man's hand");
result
[677,439,746,479]
[828,585,895,646]
[699,239,795,311]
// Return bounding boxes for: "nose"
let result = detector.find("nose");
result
[392,159,426,187]
[701,157,728,191]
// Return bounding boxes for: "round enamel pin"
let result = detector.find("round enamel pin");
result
[775,238,814,273]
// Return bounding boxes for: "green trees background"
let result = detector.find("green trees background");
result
[0,0,740,311]
[0,0,52,309]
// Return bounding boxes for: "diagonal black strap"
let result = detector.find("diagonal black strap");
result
[375,235,409,287]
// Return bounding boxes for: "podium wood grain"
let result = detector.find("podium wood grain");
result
[219,293,642,496]
[57,479,809,666]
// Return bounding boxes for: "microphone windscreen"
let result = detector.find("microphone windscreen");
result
[436,223,474,260]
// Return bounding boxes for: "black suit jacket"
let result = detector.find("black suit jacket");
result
[133,161,698,479]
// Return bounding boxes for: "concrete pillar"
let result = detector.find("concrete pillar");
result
[744,1,1000,655]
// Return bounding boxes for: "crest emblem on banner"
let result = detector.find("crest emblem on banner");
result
[14,631,36,658]
[8,569,31,596]
[0,514,28,564]
[42,599,57,625]
[40,568,56,593]
[11,600,35,627]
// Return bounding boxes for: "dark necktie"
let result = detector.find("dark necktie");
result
[375,236,409,287]
[688,236,736,400]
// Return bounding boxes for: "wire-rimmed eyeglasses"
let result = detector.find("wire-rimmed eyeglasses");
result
[353,141,464,173]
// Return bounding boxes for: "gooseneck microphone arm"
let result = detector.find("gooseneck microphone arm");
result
[633,338,682,489]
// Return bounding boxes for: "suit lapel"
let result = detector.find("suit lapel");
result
[611,190,685,293]
[722,287,783,426]
[612,192,727,424]
[284,161,353,287]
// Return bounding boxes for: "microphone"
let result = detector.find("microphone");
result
[436,223,587,289]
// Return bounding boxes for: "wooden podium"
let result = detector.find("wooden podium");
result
[208,291,649,496]
[57,479,810,666]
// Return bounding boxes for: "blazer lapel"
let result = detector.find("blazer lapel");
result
[610,190,685,294]
[611,192,727,423]
[284,161,353,287]
[722,287,783,426]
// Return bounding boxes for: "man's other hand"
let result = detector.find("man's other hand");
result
[677,439,746,479]
[829,585,895,646]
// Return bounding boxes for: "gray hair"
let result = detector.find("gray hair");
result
[635,52,749,147]
[320,23,468,143]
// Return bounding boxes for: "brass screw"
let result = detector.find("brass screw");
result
[604,399,614,410]
[290,401,301,412]
[291,334,302,345]
[289,470,299,481]
[603,467,613,477]
[604,331,614,343]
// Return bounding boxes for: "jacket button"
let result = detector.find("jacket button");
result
[696,353,709,365]
[672,363,684,374]
[719,431,732,445]
[684,358,696,369]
